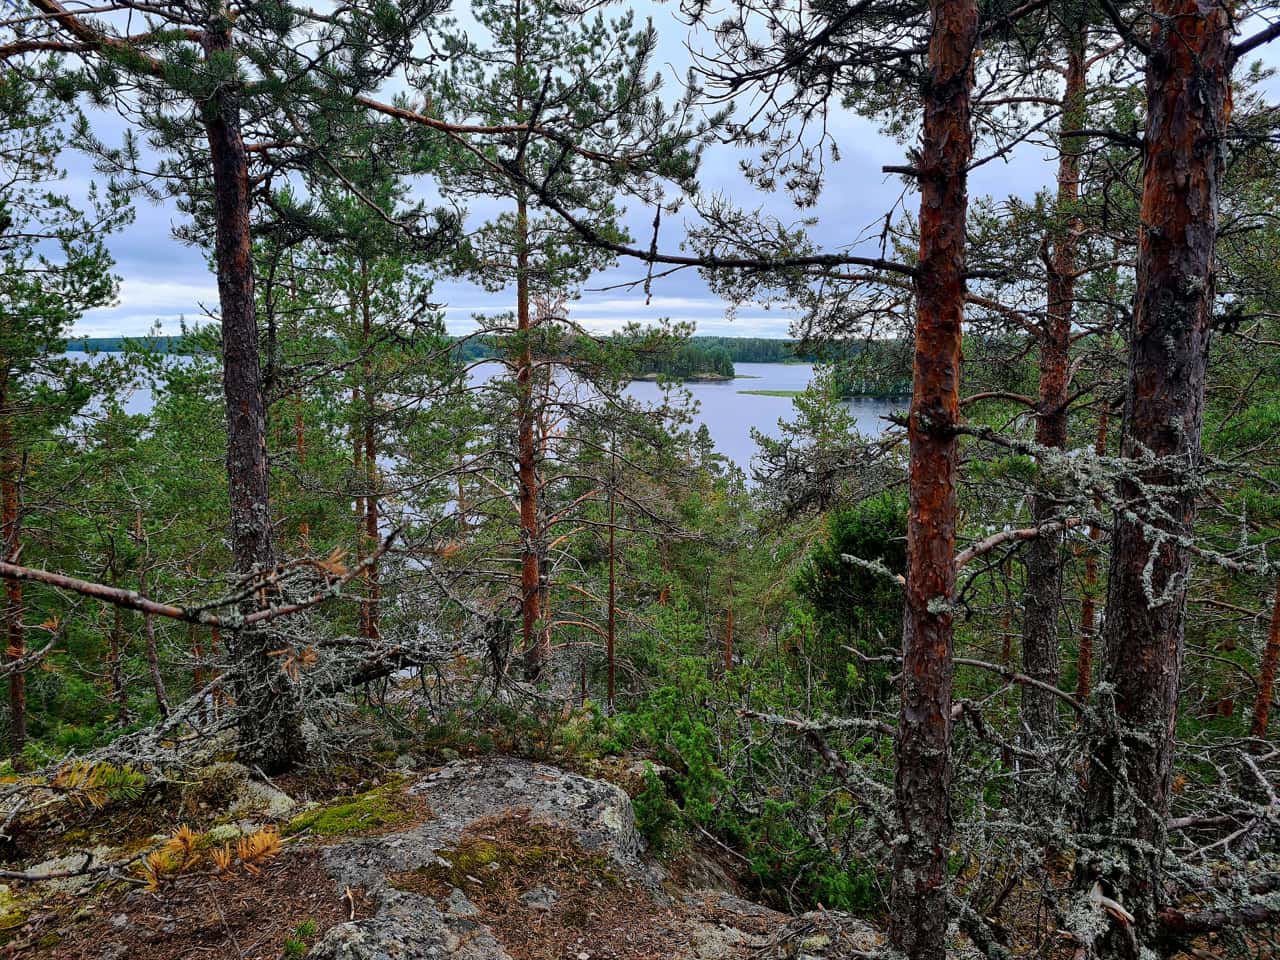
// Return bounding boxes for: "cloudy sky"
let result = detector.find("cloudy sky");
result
[68,2,1280,341]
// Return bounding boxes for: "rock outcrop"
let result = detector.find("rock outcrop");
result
[309,757,880,960]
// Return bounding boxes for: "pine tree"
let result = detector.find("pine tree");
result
[1077,1,1255,952]
[5,0,449,770]
[0,66,128,760]
[421,0,701,680]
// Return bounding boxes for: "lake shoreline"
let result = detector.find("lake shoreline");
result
[629,371,735,383]
[738,388,910,401]
[66,352,896,470]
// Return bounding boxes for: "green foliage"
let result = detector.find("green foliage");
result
[793,492,907,704]
[283,919,318,958]
[631,765,681,850]
[49,761,148,809]
[637,342,735,380]
[796,492,907,629]
[606,648,889,913]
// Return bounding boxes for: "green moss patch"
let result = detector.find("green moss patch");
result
[0,899,28,946]
[284,781,424,838]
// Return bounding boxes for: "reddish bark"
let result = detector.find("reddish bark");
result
[889,0,976,956]
[202,22,304,772]
[1021,24,1086,744]
[516,192,545,679]
[203,68,274,578]
[1081,0,1232,949]
[1251,579,1280,737]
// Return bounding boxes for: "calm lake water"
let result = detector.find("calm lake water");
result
[626,362,900,471]
[72,353,899,472]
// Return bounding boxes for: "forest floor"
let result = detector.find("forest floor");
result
[0,753,880,960]
[25,849,376,959]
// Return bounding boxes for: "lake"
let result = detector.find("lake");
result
[71,353,900,473]
[626,363,901,471]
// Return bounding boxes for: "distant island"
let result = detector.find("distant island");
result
[633,341,735,381]
[65,335,201,354]
[64,332,913,396]
[630,370,734,382]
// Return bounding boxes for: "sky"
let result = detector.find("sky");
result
[65,2,1280,341]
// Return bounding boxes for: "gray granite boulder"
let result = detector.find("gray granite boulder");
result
[309,757,881,960]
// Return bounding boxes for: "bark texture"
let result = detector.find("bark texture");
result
[889,0,976,956]
[202,20,305,773]
[1251,579,1280,737]
[606,468,616,713]
[357,259,380,641]
[1080,0,1232,951]
[1,410,24,761]
[1020,24,1086,745]
[135,512,170,720]
[516,193,545,680]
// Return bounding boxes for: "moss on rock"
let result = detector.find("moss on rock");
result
[390,814,615,901]
[284,782,419,838]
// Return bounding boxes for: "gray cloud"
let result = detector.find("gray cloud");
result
[64,3,1280,340]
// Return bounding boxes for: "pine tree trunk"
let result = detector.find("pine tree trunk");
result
[1080,1,1231,950]
[202,22,304,773]
[295,402,309,548]
[360,259,379,640]
[607,459,616,713]
[1251,579,1280,737]
[1021,25,1086,746]
[889,0,976,955]
[136,511,170,719]
[111,601,129,724]
[1,408,24,762]
[516,192,544,680]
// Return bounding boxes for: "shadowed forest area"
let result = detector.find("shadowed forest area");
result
[1,0,1279,958]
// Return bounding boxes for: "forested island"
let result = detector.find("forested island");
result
[69,333,915,394]
[2,1,1278,959]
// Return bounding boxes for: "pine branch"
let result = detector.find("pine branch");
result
[0,529,400,629]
